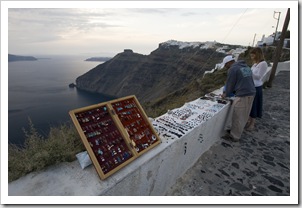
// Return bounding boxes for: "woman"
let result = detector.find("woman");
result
[246,47,268,131]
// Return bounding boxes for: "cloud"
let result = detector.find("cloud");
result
[8,8,122,44]
[7,6,290,55]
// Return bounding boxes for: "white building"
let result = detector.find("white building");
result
[256,32,282,46]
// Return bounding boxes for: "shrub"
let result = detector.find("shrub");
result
[8,119,84,182]
[144,68,228,118]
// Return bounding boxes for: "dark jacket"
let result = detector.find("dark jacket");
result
[225,60,256,97]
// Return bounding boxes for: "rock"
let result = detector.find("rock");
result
[69,83,76,88]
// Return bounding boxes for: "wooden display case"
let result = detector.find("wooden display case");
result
[69,95,161,180]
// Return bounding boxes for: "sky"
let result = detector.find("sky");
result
[3,1,294,57]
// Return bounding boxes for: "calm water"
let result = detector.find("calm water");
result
[8,55,115,146]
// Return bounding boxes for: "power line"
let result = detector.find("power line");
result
[197,8,249,74]
[172,8,249,79]
[221,9,248,43]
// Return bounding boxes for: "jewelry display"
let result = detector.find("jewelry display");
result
[153,96,229,141]
[111,97,160,154]
[73,104,134,175]
[69,95,161,180]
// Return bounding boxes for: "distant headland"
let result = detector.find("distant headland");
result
[8,54,38,62]
[84,57,112,62]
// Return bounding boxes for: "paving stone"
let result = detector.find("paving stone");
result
[221,142,232,148]
[277,162,289,170]
[243,169,256,178]
[230,182,250,192]
[268,185,283,193]
[218,169,230,177]
[231,162,239,169]
[251,161,258,166]
[258,142,266,146]
[264,160,276,167]
[251,192,263,196]
[262,175,284,187]
[242,147,253,153]
[263,154,275,161]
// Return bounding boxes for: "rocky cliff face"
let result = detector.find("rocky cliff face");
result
[76,41,226,104]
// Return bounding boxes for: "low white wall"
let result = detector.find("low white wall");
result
[8,61,289,196]
[103,99,230,195]
[262,61,290,83]
[8,95,230,196]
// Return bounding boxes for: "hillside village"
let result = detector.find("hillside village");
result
[160,39,247,70]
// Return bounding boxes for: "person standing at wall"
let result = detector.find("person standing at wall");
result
[221,55,256,142]
[245,47,268,131]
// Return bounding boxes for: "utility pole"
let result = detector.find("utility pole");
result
[273,11,281,44]
[267,8,290,88]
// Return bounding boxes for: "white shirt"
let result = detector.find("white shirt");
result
[251,61,268,87]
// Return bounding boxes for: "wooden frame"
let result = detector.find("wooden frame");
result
[69,95,161,180]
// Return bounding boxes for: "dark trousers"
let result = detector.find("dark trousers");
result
[250,86,263,118]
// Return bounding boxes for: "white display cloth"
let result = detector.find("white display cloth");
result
[152,97,229,141]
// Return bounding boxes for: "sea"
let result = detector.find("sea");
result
[8,55,115,146]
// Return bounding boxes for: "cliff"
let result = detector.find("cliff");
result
[8,54,37,62]
[76,41,226,106]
